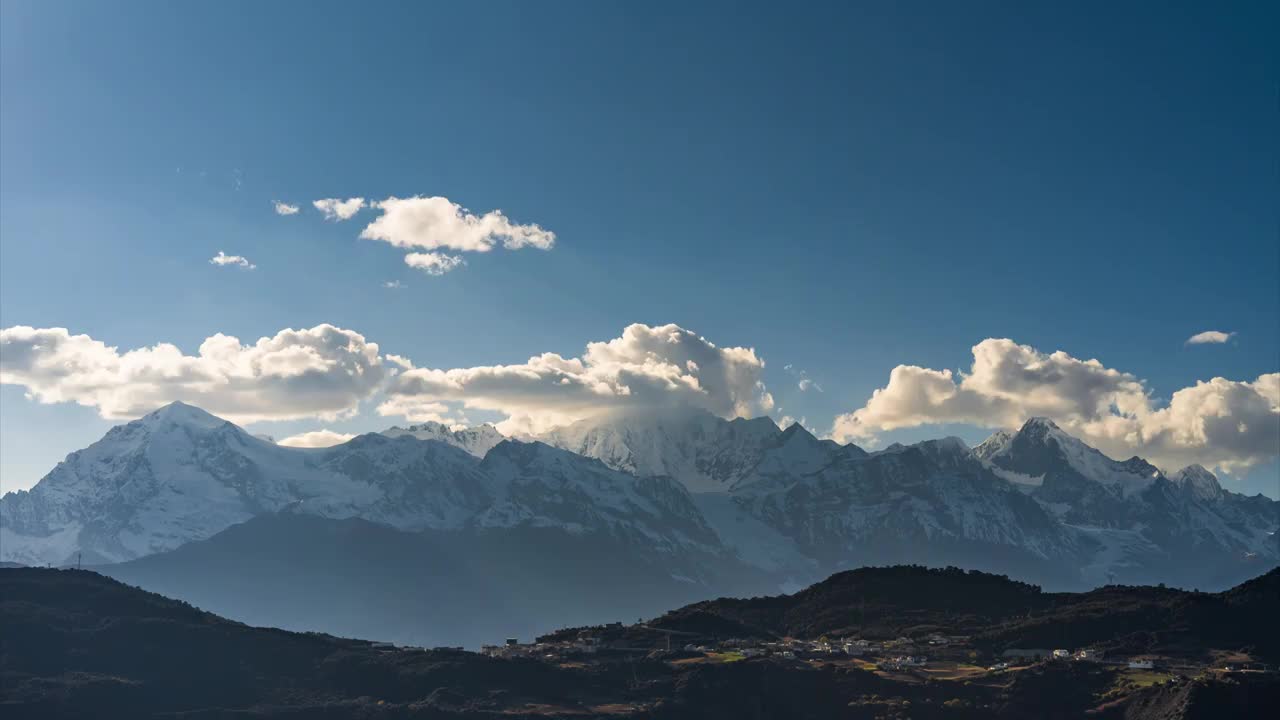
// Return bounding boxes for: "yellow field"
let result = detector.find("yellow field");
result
[920,662,989,681]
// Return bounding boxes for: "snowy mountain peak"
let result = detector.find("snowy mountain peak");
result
[977,417,1162,501]
[381,420,506,458]
[1172,464,1225,502]
[1119,456,1163,479]
[1023,416,1062,431]
[973,429,1014,461]
[1,404,721,567]
[139,400,234,431]
[538,407,791,493]
[1016,416,1074,446]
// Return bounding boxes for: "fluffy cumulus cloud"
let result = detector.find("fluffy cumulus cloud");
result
[273,201,300,216]
[276,429,356,448]
[209,251,256,269]
[1186,330,1236,345]
[360,195,555,253]
[0,324,387,424]
[313,197,366,221]
[831,338,1280,474]
[404,252,466,276]
[380,323,773,434]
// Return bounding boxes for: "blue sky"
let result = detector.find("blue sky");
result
[1,1,1277,496]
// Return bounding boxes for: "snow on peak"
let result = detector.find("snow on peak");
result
[973,429,1014,461]
[139,401,231,431]
[537,407,784,493]
[1015,417,1076,447]
[975,417,1162,496]
[1172,464,1225,502]
[381,421,505,457]
[1023,416,1062,431]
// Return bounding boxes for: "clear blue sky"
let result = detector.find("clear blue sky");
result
[1,1,1277,496]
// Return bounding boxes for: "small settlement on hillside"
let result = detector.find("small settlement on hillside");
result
[455,621,1274,689]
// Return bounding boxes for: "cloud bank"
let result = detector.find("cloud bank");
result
[380,323,773,434]
[5,320,1272,474]
[0,325,386,424]
[1186,330,1236,345]
[831,338,1280,474]
[0,322,769,436]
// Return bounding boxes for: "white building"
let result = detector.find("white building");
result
[1052,649,1071,659]
[891,655,928,668]
[1128,659,1155,670]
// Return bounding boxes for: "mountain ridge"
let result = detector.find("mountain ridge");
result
[2,403,1275,598]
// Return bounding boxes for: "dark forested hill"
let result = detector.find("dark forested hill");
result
[3,566,1276,719]
[639,565,1280,661]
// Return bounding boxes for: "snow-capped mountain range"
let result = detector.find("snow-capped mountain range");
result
[1,402,1275,592]
[0,402,718,569]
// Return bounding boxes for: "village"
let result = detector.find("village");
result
[463,627,1271,687]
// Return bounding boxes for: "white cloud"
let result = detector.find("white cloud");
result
[784,364,822,392]
[380,323,772,434]
[831,338,1280,474]
[384,354,414,370]
[360,195,555,253]
[383,280,405,289]
[277,429,356,448]
[0,324,387,424]
[1186,330,1236,345]
[313,197,366,221]
[273,201,300,216]
[209,251,256,270]
[374,398,459,425]
[405,252,466,276]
